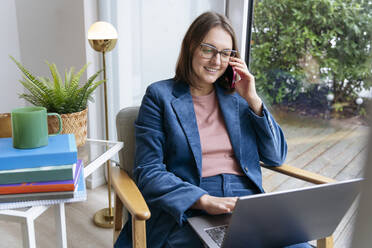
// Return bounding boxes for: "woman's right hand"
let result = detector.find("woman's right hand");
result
[192,194,238,215]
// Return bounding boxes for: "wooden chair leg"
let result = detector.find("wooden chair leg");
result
[132,216,146,248]
[317,236,334,248]
[114,193,123,243]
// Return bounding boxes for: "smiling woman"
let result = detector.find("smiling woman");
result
[175,12,240,94]
[114,11,309,248]
[190,26,233,95]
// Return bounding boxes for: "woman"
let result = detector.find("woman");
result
[115,12,310,248]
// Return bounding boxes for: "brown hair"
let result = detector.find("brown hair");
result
[174,11,240,91]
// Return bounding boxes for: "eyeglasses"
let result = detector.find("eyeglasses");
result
[199,43,236,62]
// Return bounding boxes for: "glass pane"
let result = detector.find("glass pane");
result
[251,0,371,188]
[78,140,117,167]
[251,4,371,244]
[251,0,371,119]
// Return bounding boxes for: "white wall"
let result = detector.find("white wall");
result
[1,0,105,188]
[104,0,245,155]
[1,0,247,189]
[114,0,226,117]
[0,0,23,113]
[1,0,87,113]
[14,0,86,79]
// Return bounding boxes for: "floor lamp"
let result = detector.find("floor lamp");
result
[87,21,118,228]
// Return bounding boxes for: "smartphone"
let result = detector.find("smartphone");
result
[231,68,236,88]
[225,65,237,88]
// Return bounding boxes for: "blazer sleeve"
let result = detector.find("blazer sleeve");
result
[133,85,207,225]
[246,104,287,166]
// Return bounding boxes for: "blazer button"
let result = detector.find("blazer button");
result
[244,167,248,172]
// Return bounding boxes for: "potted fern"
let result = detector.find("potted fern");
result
[10,56,104,146]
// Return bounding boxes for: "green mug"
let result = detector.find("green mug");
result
[11,106,62,149]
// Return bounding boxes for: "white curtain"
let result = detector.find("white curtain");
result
[115,2,225,103]
[88,0,249,141]
[84,0,248,187]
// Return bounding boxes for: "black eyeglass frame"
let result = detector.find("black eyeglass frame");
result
[199,43,237,61]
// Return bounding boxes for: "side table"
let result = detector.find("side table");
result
[79,138,123,179]
[0,139,123,248]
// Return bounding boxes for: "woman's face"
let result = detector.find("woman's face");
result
[192,26,233,89]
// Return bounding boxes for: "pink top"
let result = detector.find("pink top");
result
[192,90,243,177]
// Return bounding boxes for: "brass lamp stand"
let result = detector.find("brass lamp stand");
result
[87,21,118,228]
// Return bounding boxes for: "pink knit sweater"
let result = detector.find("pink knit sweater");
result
[192,90,243,177]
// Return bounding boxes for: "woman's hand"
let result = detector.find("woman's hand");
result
[192,194,238,215]
[229,57,263,116]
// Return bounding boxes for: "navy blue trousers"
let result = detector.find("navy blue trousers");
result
[164,174,312,248]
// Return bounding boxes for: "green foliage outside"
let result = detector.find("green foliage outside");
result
[10,56,104,114]
[251,0,372,116]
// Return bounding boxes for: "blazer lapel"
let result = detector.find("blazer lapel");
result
[215,85,242,162]
[171,82,202,177]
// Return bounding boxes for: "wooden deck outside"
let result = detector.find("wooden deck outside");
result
[262,114,369,248]
[0,115,369,247]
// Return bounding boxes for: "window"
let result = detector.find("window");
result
[251,0,372,119]
[250,2,371,245]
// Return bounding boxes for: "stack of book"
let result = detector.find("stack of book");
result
[0,134,84,203]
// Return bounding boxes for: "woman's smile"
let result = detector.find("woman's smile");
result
[191,26,233,95]
[204,66,220,73]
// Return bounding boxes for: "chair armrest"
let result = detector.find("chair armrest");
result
[260,162,336,184]
[111,167,151,220]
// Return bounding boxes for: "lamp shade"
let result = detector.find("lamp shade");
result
[87,21,118,52]
[88,21,118,39]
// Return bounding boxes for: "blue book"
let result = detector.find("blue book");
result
[0,134,77,170]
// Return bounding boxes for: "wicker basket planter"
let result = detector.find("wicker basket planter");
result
[10,58,103,148]
[0,113,12,138]
[48,108,88,147]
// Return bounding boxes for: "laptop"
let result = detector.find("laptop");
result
[188,178,362,248]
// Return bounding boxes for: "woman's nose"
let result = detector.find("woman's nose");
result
[210,53,221,65]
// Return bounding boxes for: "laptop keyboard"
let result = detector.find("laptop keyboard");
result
[205,225,228,247]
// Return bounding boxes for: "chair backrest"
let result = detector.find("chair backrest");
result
[116,106,140,178]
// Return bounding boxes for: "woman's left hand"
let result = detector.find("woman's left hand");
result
[229,57,263,116]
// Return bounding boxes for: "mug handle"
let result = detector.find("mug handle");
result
[47,113,63,136]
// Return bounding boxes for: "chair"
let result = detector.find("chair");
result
[112,106,336,248]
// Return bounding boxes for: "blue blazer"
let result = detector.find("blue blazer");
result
[115,79,287,248]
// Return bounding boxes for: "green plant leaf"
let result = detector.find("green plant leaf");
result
[10,56,103,114]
